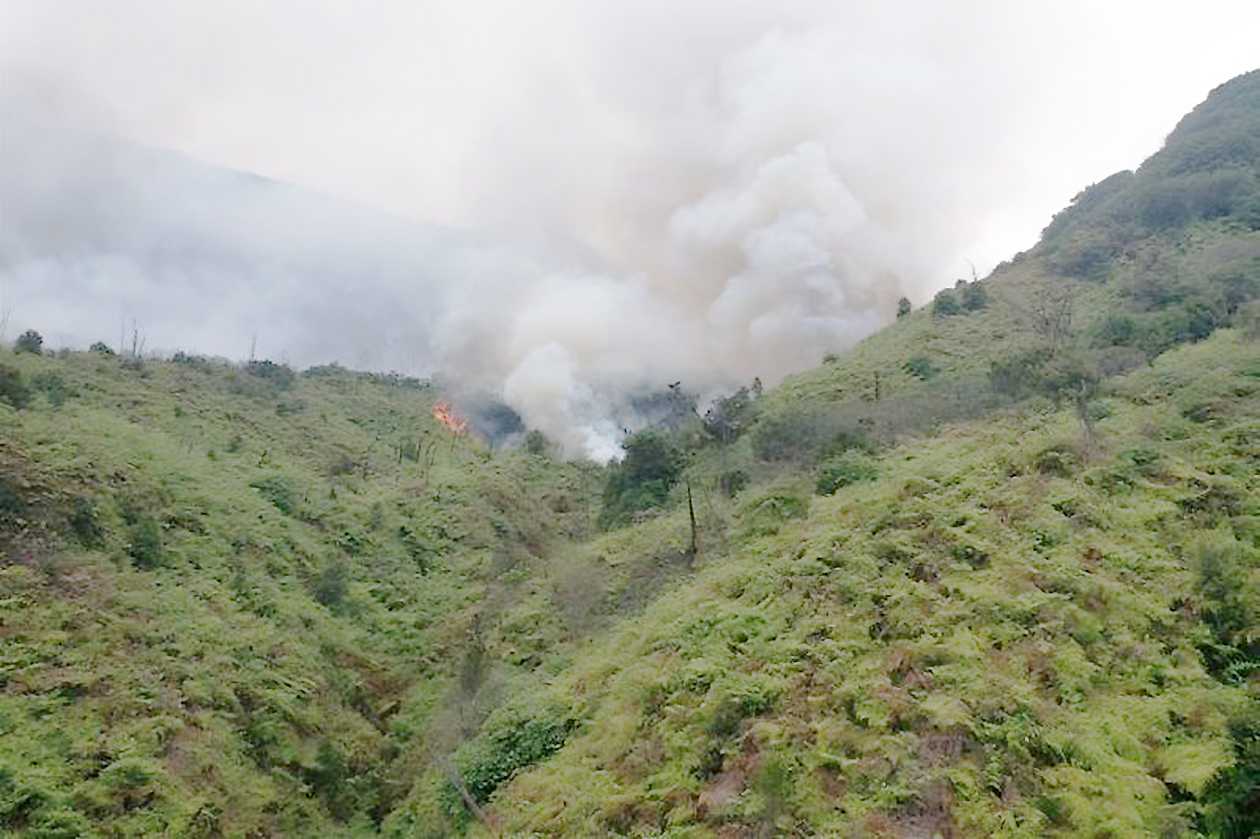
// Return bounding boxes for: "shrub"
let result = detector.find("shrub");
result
[447,704,574,810]
[1199,705,1260,838]
[127,516,163,569]
[903,356,939,381]
[932,289,962,317]
[69,497,104,547]
[30,373,69,408]
[751,407,835,463]
[0,478,25,517]
[741,491,808,536]
[1034,444,1077,477]
[989,349,1051,399]
[897,296,912,318]
[1094,314,1138,346]
[313,560,349,609]
[1193,536,1259,681]
[305,740,356,821]
[961,282,989,311]
[171,351,218,373]
[0,365,31,409]
[1210,261,1260,315]
[718,469,749,498]
[524,429,550,456]
[243,359,296,390]
[249,475,297,515]
[14,329,43,355]
[89,341,115,356]
[1240,301,1260,341]
[816,453,878,495]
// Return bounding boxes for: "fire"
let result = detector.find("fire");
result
[431,400,469,435]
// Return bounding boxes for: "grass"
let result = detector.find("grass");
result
[3,71,1260,838]
[447,329,1258,837]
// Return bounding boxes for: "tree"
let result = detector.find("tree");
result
[961,282,989,311]
[1009,285,1076,353]
[523,429,550,456]
[1040,353,1101,445]
[14,329,43,355]
[896,297,912,319]
[931,289,962,317]
[702,386,754,444]
[599,430,683,528]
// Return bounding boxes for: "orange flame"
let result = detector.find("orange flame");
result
[432,400,469,435]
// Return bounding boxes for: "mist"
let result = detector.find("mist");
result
[3,1,1259,457]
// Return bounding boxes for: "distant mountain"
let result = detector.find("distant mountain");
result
[0,122,505,370]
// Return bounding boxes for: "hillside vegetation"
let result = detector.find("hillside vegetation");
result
[2,71,1259,838]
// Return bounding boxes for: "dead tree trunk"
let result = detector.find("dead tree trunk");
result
[686,479,698,562]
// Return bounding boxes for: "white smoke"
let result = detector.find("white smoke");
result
[3,3,1258,457]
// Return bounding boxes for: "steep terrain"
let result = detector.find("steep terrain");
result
[2,71,1259,838]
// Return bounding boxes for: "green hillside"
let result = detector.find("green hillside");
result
[2,72,1259,838]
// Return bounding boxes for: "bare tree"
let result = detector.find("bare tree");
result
[686,479,698,562]
[1007,284,1077,353]
[0,283,13,343]
[126,318,147,359]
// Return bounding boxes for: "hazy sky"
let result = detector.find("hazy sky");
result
[7,1,1259,270]
[2,1,1259,455]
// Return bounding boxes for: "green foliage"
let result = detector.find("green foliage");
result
[1040,71,1260,278]
[961,281,989,311]
[1199,708,1260,839]
[0,364,31,409]
[4,73,1260,839]
[447,704,574,809]
[1093,314,1138,347]
[305,740,355,820]
[89,341,115,356]
[69,497,104,547]
[127,515,164,569]
[751,405,871,464]
[30,372,70,408]
[702,385,757,443]
[989,349,1051,399]
[14,329,43,355]
[740,489,808,536]
[249,474,297,515]
[896,296,912,319]
[1193,535,1259,682]
[523,429,550,456]
[243,359,296,389]
[718,469,749,498]
[599,430,683,528]
[902,355,939,381]
[931,288,962,317]
[815,452,878,495]
[312,560,349,609]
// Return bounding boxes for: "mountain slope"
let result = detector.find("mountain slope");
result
[437,330,1257,837]
[0,354,603,836]
[1,71,1259,839]
[384,70,1260,837]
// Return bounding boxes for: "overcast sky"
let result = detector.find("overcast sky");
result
[2,1,1259,455]
[7,2,1259,269]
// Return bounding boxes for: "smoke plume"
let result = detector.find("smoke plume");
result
[3,2,1258,457]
